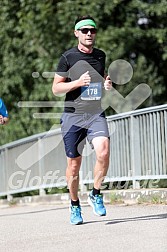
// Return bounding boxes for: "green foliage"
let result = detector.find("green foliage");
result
[137,194,167,205]
[11,189,39,198]
[0,0,167,145]
[153,179,167,188]
[110,192,124,204]
[45,187,69,195]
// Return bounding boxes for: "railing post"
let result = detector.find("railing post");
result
[38,137,46,196]
[130,115,141,189]
[4,147,14,201]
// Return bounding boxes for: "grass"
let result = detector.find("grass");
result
[137,194,167,205]
[110,192,124,204]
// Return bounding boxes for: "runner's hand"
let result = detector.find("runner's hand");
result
[104,75,112,90]
[79,71,91,86]
[0,115,5,125]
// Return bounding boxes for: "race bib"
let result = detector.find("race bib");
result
[81,82,102,100]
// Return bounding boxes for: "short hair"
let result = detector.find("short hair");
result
[75,15,96,26]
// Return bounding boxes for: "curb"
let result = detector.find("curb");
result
[0,188,167,208]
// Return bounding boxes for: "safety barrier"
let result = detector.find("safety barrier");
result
[0,104,167,197]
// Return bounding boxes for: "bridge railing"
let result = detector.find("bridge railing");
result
[0,104,167,197]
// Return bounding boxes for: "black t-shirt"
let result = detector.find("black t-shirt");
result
[56,46,106,113]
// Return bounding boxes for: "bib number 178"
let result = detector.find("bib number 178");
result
[81,82,102,100]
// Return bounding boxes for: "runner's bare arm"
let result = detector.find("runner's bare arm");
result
[52,72,91,95]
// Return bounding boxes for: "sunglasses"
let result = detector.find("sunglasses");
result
[78,28,97,34]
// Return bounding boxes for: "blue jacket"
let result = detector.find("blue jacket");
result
[0,98,8,117]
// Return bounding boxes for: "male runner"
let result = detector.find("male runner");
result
[52,15,112,224]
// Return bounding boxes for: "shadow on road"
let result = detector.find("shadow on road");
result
[84,214,167,225]
[0,205,167,226]
[83,213,167,225]
[106,213,167,225]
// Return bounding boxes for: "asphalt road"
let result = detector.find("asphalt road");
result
[0,203,167,252]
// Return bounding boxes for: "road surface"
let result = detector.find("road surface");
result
[0,203,167,252]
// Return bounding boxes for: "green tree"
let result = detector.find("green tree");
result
[0,0,166,145]
[0,0,62,145]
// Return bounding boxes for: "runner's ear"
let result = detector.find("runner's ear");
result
[74,30,79,38]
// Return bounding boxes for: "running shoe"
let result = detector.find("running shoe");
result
[70,205,83,225]
[88,190,106,216]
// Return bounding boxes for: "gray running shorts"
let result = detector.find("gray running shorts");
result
[60,112,110,158]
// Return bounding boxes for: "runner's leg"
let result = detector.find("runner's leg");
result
[92,136,110,189]
[66,156,82,201]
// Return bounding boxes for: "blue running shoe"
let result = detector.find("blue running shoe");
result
[88,191,106,216]
[70,205,83,225]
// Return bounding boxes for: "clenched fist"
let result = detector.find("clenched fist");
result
[104,75,112,90]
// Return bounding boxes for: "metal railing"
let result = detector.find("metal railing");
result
[0,104,167,197]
